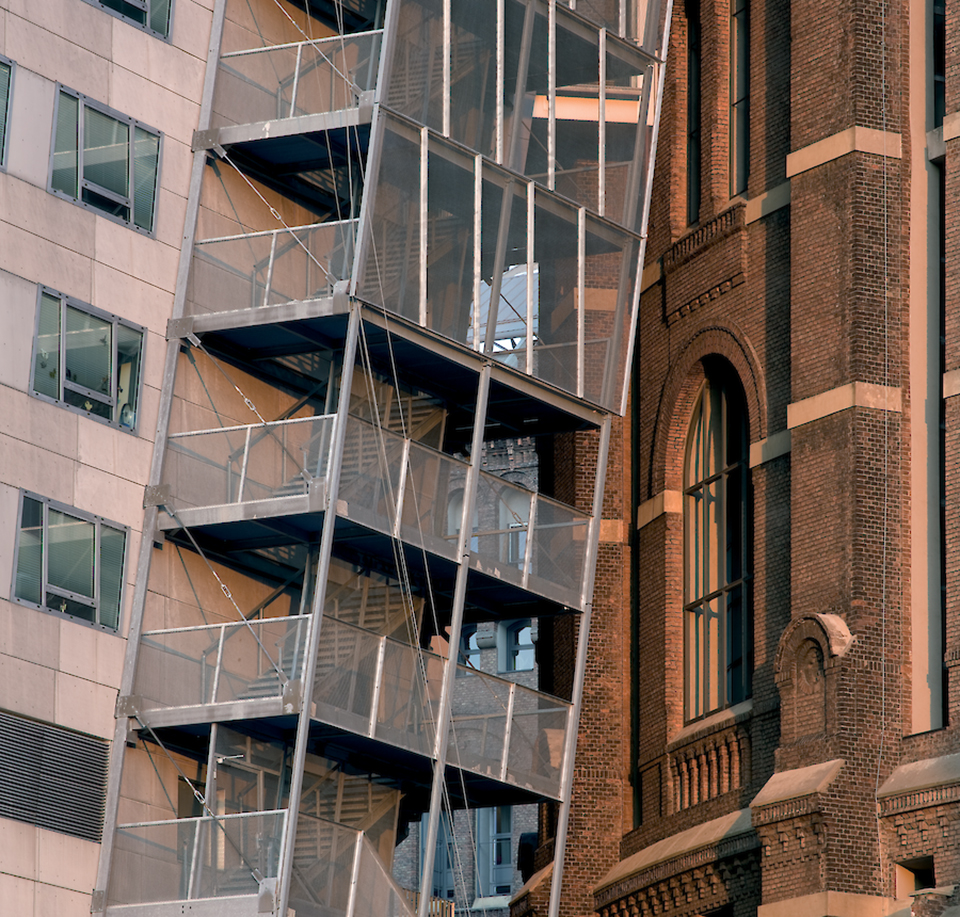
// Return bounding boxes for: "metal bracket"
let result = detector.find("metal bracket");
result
[116,695,141,718]
[282,679,302,715]
[192,127,221,152]
[166,316,195,341]
[332,279,351,312]
[258,877,278,913]
[358,90,375,121]
[90,889,106,913]
[144,484,172,509]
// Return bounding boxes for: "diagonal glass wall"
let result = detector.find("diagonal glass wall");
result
[92,0,668,915]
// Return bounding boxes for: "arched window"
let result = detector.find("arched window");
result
[683,369,750,721]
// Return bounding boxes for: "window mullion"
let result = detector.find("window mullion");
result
[58,296,66,402]
[41,502,50,610]
[94,517,101,626]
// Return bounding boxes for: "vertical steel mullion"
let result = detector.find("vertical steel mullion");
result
[548,0,556,190]
[94,2,230,907]
[41,503,49,612]
[526,181,535,371]
[188,722,220,900]
[499,682,517,781]
[262,232,278,307]
[237,426,252,503]
[211,624,226,703]
[290,43,303,117]
[58,297,66,402]
[473,154,482,351]
[420,127,429,326]
[393,438,411,538]
[598,30,606,217]
[345,832,364,917]
[276,306,362,917]
[496,0,505,163]
[417,366,491,917]
[94,517,102,623]
[620,0,627,37]
[577,207,585,398]
[522,492,537,588]
[443,0,451,136]
[369,635,387,737]
[547,416,612,917]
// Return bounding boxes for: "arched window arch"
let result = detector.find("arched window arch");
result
[683,367,751,721]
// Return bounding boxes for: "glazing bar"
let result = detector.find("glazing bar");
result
[599,29,606,217]
[578,207,585,398]
[417,366,491,917]
[496,0,505,163]
[420,127,429,326]
[276,306,362,917]
[526,181,535,370]
[290,43,303,116]
[547,415,612,917]
[548,0,556,189]
[443,0,451,136]
[474,154,482,351]
[500,682,517,781]
[393,438,411,538]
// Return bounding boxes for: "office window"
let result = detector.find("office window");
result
[729,0,749,196]
[476,806,512,897]
[0,710,109,842]
[933,0,945,127]
[458,623,481,674]
[0,56,12,168]
[13,492,127,632]
[82,0,172,39]
[421,812,456,901]
[686,0,702,224]
[500,619,534,673]
[32,288,145,432]
[683,370,750,721]
[51,89,161,233]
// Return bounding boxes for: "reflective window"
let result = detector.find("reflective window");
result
[0,56,12,168]
[686,1,702,223]
[501,619,534,672]
[458,623,481,675]
[51,88,161,233]
[82,0,172,39]
[32,287,145,432]
[476,805,512,897]
[683,370,750,721]
[729,0,749,196]
[14,492,127,632]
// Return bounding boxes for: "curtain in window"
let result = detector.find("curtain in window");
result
[133,127,160,231]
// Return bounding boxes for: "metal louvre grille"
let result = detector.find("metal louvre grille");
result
[0,710,109,842]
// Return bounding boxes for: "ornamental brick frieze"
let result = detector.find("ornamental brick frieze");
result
[662,205,748,327]
[668,725,750,813]
[595,849,760,917]
[878,782,960,817]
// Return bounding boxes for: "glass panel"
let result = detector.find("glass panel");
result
[64,305,112,403]
[516,10,549,178]
[705,596,721,712]
[190,221,356,316]
[99,525,125,630]
[726,467,742,581]
[472,473,532,583]
[212,33,382,128]
[683,490,700,603]
[164,417,335,510]
[448,670,508,779]
[357,117,421,321]
[103,0,147,27]
[33,292,61,400]
[726,584,744,704]
[15,497,43,606]
[398,441,464,561]
[136,617,310,710]
[107,811,286,907]
[426,140,474,343]
[604,41,649,226]
[149,0,171,36]
[448,0,498,154]
[574,0,621,31]
[0,62,10,164]
[47,509,95,600]
[337,416,406,535]
[505,686,567,797]
[703,476,720,597]
[83,106,129,198]
[385,0,445,130]
[116,324,143,427]
[554,23,600,208]
[52,92,79,196]
[313,616,383,735]
[354,834,415,917]
[527,494,589,605]
[476,175,531,367]
[684,604,702,719]
[532,192,579,395]
[376,636,440,755]
[133,127,159,231]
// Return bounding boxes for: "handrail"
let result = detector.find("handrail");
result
[195,219,357,247]
[168,414,336,439]
[219,29,383,58]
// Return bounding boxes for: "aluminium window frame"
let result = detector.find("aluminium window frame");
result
[0,54,14,171]
[10,490,129,634]
[30,285,147,435]
[80,0,174,42]
[48,86,163,236]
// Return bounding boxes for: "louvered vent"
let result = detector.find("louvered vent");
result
[0,710,109,842]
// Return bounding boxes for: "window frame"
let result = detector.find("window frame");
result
[729,0,749,197]
[686,0,702,225]
[11,491,129,633]
[30,285,147,434]
[80,0,173,41]
[0,54,14,171]
[499,619,535,673]
[682,373,751,723]
[49,87,162,235]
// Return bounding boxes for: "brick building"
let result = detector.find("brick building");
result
[514,0,960,915]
